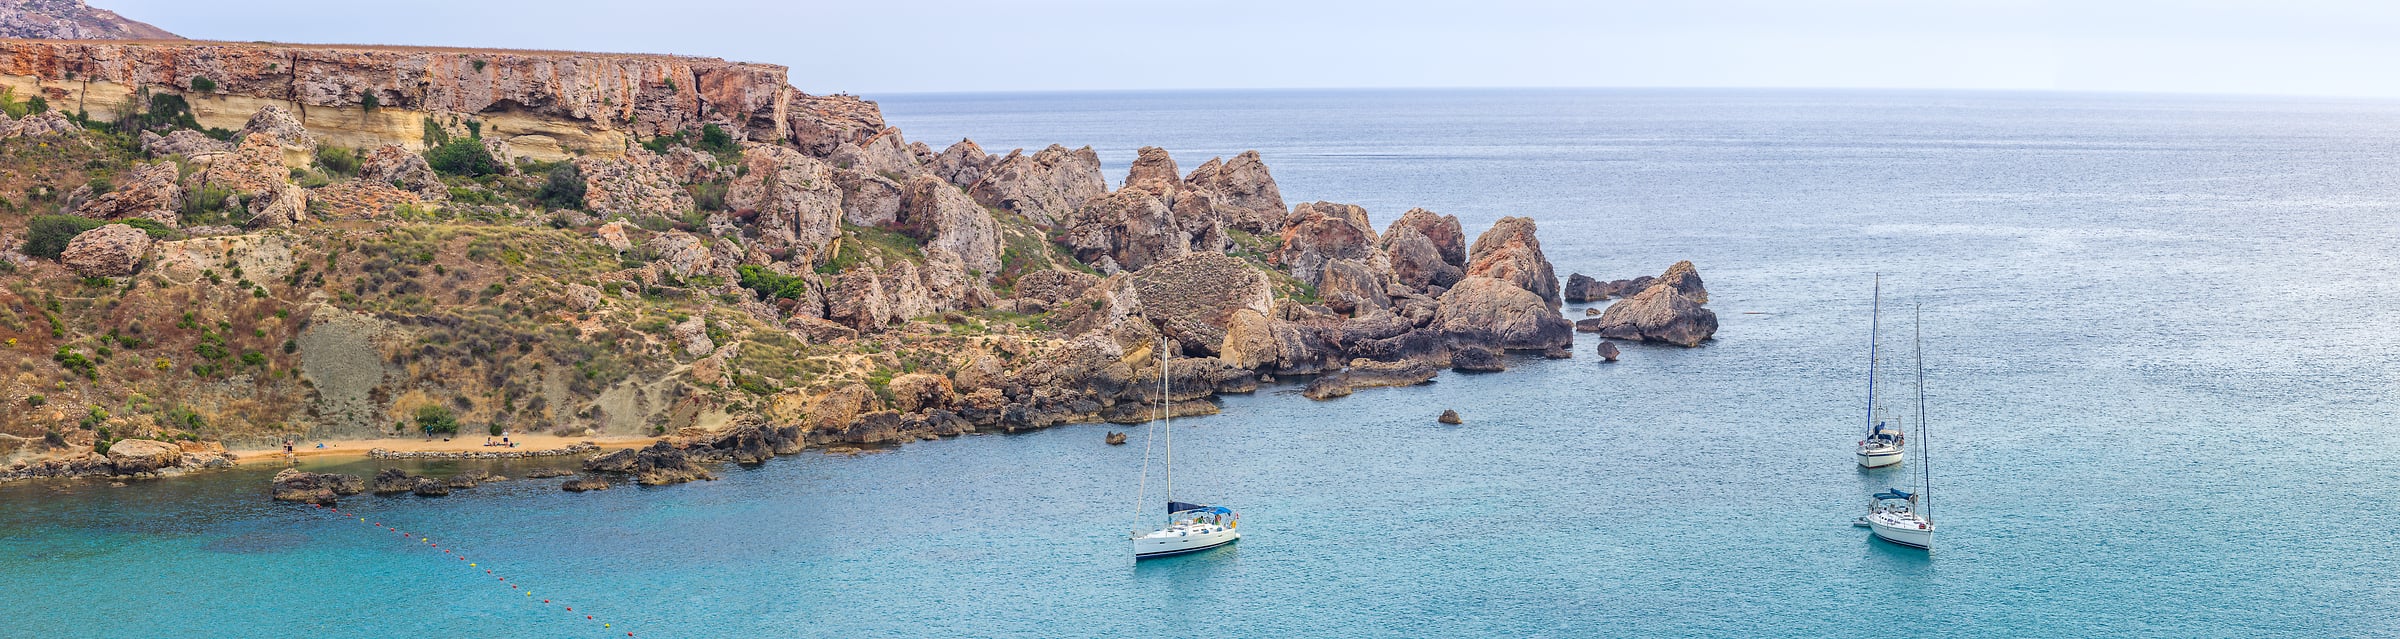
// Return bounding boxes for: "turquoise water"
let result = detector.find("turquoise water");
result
[8,89,2400,637]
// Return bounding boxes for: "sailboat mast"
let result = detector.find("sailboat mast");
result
[1161,336,1172,516]
[1865,274,1881,437]
[1915,304,1931,523]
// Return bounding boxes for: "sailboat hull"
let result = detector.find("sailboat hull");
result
[1856,449,1903,468]
[1133,529,1239,559]
[1866,514,1933,550]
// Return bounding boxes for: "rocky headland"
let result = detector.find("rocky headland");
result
[0,18,1718,492]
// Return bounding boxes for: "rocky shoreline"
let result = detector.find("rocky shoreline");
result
[366,443,601,460]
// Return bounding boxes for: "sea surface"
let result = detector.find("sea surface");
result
[7,89,2400,638]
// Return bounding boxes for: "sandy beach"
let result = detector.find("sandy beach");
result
[230,434,662,461]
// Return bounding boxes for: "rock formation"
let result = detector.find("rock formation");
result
[1181,151,1286,232]
[1586,261,1717,347]
[270,469,365,504]
[970,144,1105,225]
[58,223,150,277]
[1438,409,1462,425]
[1276,201,1378,287]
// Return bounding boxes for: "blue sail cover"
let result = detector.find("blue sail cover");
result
[1167,501,1231,515]
[1873,489,1914,501]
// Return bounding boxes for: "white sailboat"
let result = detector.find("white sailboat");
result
[1856,274,1905,468]
[1130,337,1239,559]
[1863,305,1936,550]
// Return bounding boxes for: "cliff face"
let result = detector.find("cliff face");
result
[0,39,882,160]
[0,0,175,40]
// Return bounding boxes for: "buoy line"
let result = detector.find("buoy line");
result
[304,502,636,636]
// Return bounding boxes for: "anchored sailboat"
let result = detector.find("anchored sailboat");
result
[1130,337,1240,559]
[1856,274,1905,468]
[1862,305,1936,550]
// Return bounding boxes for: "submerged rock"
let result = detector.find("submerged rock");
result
[560,477,611,492]
[1106,431,1128,445]
[369,468,419,495]
[270,469,364,504]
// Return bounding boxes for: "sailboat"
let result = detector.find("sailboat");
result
[1862,305,1936,550]
[1130,336,1240,559]
[1856,274,1905,468]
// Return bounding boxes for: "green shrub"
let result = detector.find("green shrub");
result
[359,90,380,112]
[415,405,460,436]
[487,423,503,437]
[189,76,216,93]
[26,394,45,407]
[426,138,503,177]
[121,218,178,239]
[240,351,266,366]
[736,265,808,301]
[22,215,103,260]
[52,346,95,380]
[314,146,360,176]
[696,124,739,156]
[536,162,586,210]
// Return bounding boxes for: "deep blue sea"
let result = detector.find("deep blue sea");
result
[8,89,2400,638]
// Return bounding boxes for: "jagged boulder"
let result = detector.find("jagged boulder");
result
[1381,223,1462,291]
[1438,410,1463,425]
[58,224,151,277]
[1276,201,1379,286]
[244,183,307,229]
[1181,151,1287,232]
[1431,276,1574,351]
[1217,308,1278,369]
[200,133,291,196]
[561,477,611,492]
[1302,375,1352,400]
[1344,358,1437,388]
[1465,217,1561,309]
[360,145,445,199]
[1588,263,1717,347]
[1563,273,1608,302]
[369,468,419,495]
[970,144,1106,226]
[409,477,452,497]
[1123,146,1181,196]
[834,168,903,227]
[888,372,956,413]
[578,148,694,220]
[1654,260,1708,304]
[826,268,892,330]
[728,144,845,261]
[237,104,316,160]
[1385,208,1466,269]
[614,441,717,486]
[1131,252,1272,355]
[103,439,180,474]
[1597,340,1622,361]
[898,175,1002,274]
[1013,269,1099,305]
[1451,345,1505,372]
[829,128,921,177]
[140,129,232,157]
[932,139,994,188]
[1318,258,1392,315]
[64,161,180,225]
[0,111,77,138]
[270,469,365,504]
[1062,189,1184,273]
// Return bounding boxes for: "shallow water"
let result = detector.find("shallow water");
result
[6,89,2400,637]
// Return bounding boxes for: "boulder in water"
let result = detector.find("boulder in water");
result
[1438,410,1463,425]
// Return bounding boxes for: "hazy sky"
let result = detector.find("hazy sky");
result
[102,0,2400,98]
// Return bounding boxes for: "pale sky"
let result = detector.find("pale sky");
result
[101,0,2400,98]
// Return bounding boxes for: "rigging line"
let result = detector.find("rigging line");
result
[1865,273,1881,438]
[1915,303,1932,523]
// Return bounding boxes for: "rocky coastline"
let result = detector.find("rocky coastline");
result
[367,443,599,459]
[0,30,1722,495]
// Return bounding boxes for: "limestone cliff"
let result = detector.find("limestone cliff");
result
[0,39,877,160]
